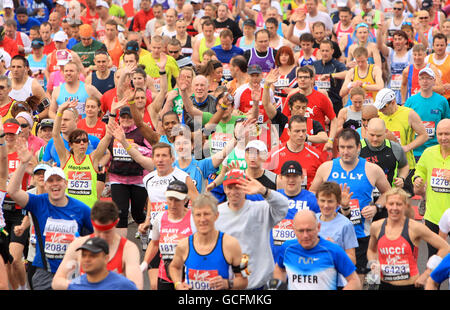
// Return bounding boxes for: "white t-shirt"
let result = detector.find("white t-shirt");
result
[305,11,333,32]
[439,208,450,234]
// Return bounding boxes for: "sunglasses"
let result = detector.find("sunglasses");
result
[20,123,29,128]
[393,7,403,10]
[72,138,89,144]
[0,85,7,90]
[168,50,180,54]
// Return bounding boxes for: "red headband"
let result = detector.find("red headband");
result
[91,219,119,231]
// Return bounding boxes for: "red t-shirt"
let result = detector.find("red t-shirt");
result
[282,89,336,130]
[0,36,19,58]
[43,41,56,55]
[265,143,327,189]
[132,9,155,32]
[77,118,107,140]
[100,88,152,114]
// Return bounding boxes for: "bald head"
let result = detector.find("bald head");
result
[367,118,386,131]
[293,210,320,249]
[294,210,318,225]
[362,105,379,129]
[437,118,450,150]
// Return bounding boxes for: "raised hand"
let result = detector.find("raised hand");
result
[58,98,78,113]
[264,69,279,86]
[16,137,33,164]
[236,176,266,196]
[340,183,354,208]
[157,53,168,72]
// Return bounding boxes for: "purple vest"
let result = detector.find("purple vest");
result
[248,48,276,72]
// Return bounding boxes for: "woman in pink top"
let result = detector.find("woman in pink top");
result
[15,111,45,154]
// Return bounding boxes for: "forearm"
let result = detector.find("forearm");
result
[143,241,159,265]
[308,131,328,144]
[51,276,70,290]
[232,276,248,290]
[405,133,428,153]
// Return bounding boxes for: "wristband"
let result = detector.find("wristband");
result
[341,206,350,211]
[174,282,182,289]
[57,112,63,117]
[0,143,4,146]
[264,85,270,89]
[427,255,443,271]
[159,71,166,75]
[109,113,117,118]
[263,187,269,197]
[328,139,333,144]
[125,144,133,152]
[0,132,5,138]
[139,261,148,272]
[128,100,135,105]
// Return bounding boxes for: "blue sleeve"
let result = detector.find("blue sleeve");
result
[306,192,320,213]
[430,254,450,285]
[332,244,356,278]
[275,241,288,269]
[23,193,40,214]
[199,158,218,178]
[342,221,359,250]
[42,139,54,162]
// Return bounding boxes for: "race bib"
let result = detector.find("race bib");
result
[44,218,78,260]
[150,202,167,223]
[223,63,232,80]
[272,219,295,246]
[67,171,92,195]
[363,93,374,105]
[113,139,134,161]
[188,269,219,290]
[159,234,179,259]
[390,74,402,91]
[181,47,193,55]
[422,121,436,139]
[349,199,362,225]
[430,168,450,193]
[274,78,289,88]
[381,263,410,281]
[315,74,330,90]
[210,132,232,155]
[153,77,161,92]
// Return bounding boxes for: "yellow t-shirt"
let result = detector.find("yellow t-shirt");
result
[140,53,179,91]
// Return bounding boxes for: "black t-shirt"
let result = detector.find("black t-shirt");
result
[214,18,243,44]
[271,110,325,138]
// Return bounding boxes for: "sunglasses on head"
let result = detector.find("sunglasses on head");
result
[72,137,88,144]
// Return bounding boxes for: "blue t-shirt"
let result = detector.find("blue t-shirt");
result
[211,45,244,65]
[68,271,138,290]
[276,237,356,290]
[429,253,450,286]
[174,158,217,193]
[67,38,80,50]
[42,134,100,167]
[24,193,93,273]
[404,92,450,157]
[15,17,41,35]
[271,189,320,261]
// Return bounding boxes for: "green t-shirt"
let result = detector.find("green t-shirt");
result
[203,113,245,156]
[109,5,126,18]
[141,53,179,91]
[72,40,107,67]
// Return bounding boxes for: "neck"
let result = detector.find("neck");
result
[287,140,304,152]
[0,96,10,106]
[285,187,301,197]
[320,212,337,222]
[177,156,192,168]
[50,196,68,207]
[441,146,450,159]
[73,151,85,163]
[85,116,98,127]
[96,70,109,79]
[195,229,219,246]
[158,166,174,177]
[195,94,207,103]
[435,52,445,60]
[36,185,45,195]
[235,72,247,84]
[421,88,433,98]
[86,269,110,283]
[245,166,263,178]
[228,199,245,211]
[168,207,187,221]
[339,158,359,171]
[300,87,312,96]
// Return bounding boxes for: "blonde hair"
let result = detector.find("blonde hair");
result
[192,193,219,214]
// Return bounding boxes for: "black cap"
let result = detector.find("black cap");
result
[15,6,28,15]
[243,19,256,28]
[247,64,262,75]
[119,106,132,117]
[281,161,303,175]
[39,118,54,128]
[165,180,188,200]
[422,0,432,10]
[31,38,44,48]
[125,40,139,52]
[76,237,109,254]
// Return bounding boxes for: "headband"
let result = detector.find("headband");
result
[355,23,369,30]
[91,219,119,231]
[16,111,33,127]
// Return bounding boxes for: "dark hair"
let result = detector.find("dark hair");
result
[338,6,352,14]
[11,55,29,67]
[152,142,173,158]
[316,182,342,204]
[320,39,334,50]
[392,30,408,42]
[198,59,222,76]
[162,111,180,124]
[297,66,314,78]
[91,200,120,223]
[275,46,295,66]
[288,115,307,129]
[202,19,215,29]
[338,128,361,147]
[123,50,139,62]
[288,93,308,110]
[299,32,314,43]
[231,55,247,73]
[40,21,52,30]
[312,21,325,31]
[105,19,118,28]
[265,17,278,27]
[219,28,233,39]
[433,33,447,45]
[68,129,88,144]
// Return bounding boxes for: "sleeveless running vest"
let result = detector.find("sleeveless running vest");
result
[353,64,377,105]
[199,36,221,62]
[56,82,90,118]
[158,209,193,282]
[248,48,276,72]
[406,64,429,101]
[361,139,398,186]
[185,231,230,290]
[62,154,98,208]
[92,71,115,94]
[108,127,146,176]
[377,218,419,282]
[427,54,450,99]
[27,54,47,89]
[9,76,33,101]
[389,49,412,104]
[327,158,374,238]
[80,234,127,275]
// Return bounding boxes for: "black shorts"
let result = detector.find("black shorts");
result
[149,250,161,269]
[355,236,370,274]
[97,173,106,183]
[3,208,29,246]
[0,231,13,264]
[379,281,423,290]
[157,277,174,290]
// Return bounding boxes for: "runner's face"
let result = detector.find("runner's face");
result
[119,114,133,128]
[266,23,277,37]
[412,51,425,65]
[176,21,186,35]
[193,78,207,98]
[355,55,368,69]
[217,5,227,19]
[105,25,117,40]
[0,81,11,100]
[418,13,429,27]
[293,216,319,250]
[300,41,312,52]
[288,121,307,145]
[297,73,312,90]
[85,99,99,118]
[317,193,339,217]
[39,127,53,142]
[64,64,78,83]
[10,60,27,79]
[385,194,407,220]
[153,147,173,173]
[45,175,67,201]
[339,12,351,24]
[5,25,15,38]
[123,55,137,67]
[436,121,450,149]
[61,110,77,134]
[433,38,446,56]
[282,174,303,194]
[393,35,406,50]
[94,221,116,242]
[166,196,187,214]
[245,148,264,169]
[249,73,262,86]
[203,25,214,38]
[153,7,163,18]
[367,126,385,148]
[151,41,163,57]
[280,52,290,65]
[174,135,192,159]
[351,94,364,111]
[418,73,435,91]
[193,205,218,234]
[224,183,245,205]
[166,11,176,25]
[40,25,52,41]
[80,250,108,274]
[221,36,232,50]
[134,90,146,109]
[356,27,368,42]
[312,26,325,42]
[132,73,146,88]
[33,170,46,187]
[338,138,360,164]
[442,22,450,36]
[393,4,404,17]
[243,25,255,37]
[94,54,108,72]
[16,117,30,137]
[163,114,179,137]
[319,44,332,61]
[290,101,307,116]
[255,33,269,51]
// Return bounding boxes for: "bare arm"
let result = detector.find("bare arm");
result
[52,237,85,290]
[343,271,362,290]
[122,241,144,290]
[52,100,79,166]
[404,110,428,154]
[169,237,191,290]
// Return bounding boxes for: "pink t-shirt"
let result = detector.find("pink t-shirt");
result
[47,71,86,92]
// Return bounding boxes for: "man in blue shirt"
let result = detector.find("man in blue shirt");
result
[212,29,244,81]
[273,210,361,290]
[404,67,450,161]
[15,6,41,35]
[67,237,137,290]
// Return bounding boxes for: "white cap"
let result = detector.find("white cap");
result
[55,0,66,6]
[53,31,68,42]
[373,88,396,110]
[245,139,268,153]
[418,67,436,79]
[337,0,347,7]
[3,0,14,9]
[44,167,66,182]
[96,0,110,9]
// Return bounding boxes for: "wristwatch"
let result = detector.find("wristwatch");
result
[375,203,383,213]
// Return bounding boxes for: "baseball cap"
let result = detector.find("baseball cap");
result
[79,24,94,38]
[125,40,139,52]
[223,169,245,186]
[76,237,109,254]
[280,161,303,176]
[44,166,66,182]
[191,0,201,3]
[3,122,20,134]
[31,38,44,48]
[243,19,256,28]
[165,180,188,200]
[55,0,66,6]
[53,31,68,42]
[39,118,54,129]
[418,67,436,79]
[96,0,109,9]
[33,163,51,174]
[245,139,268,153]
[15,6,28,15]
[422,0,432,10]
[373,88,396,110]
[3,0,14,9]
[247,64,262,75]
[56,50,71,66]
[119,106,132,117]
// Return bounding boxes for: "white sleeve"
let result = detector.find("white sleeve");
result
[438,209,450,234]
[21,33,32,55]
[150,212,164,241]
